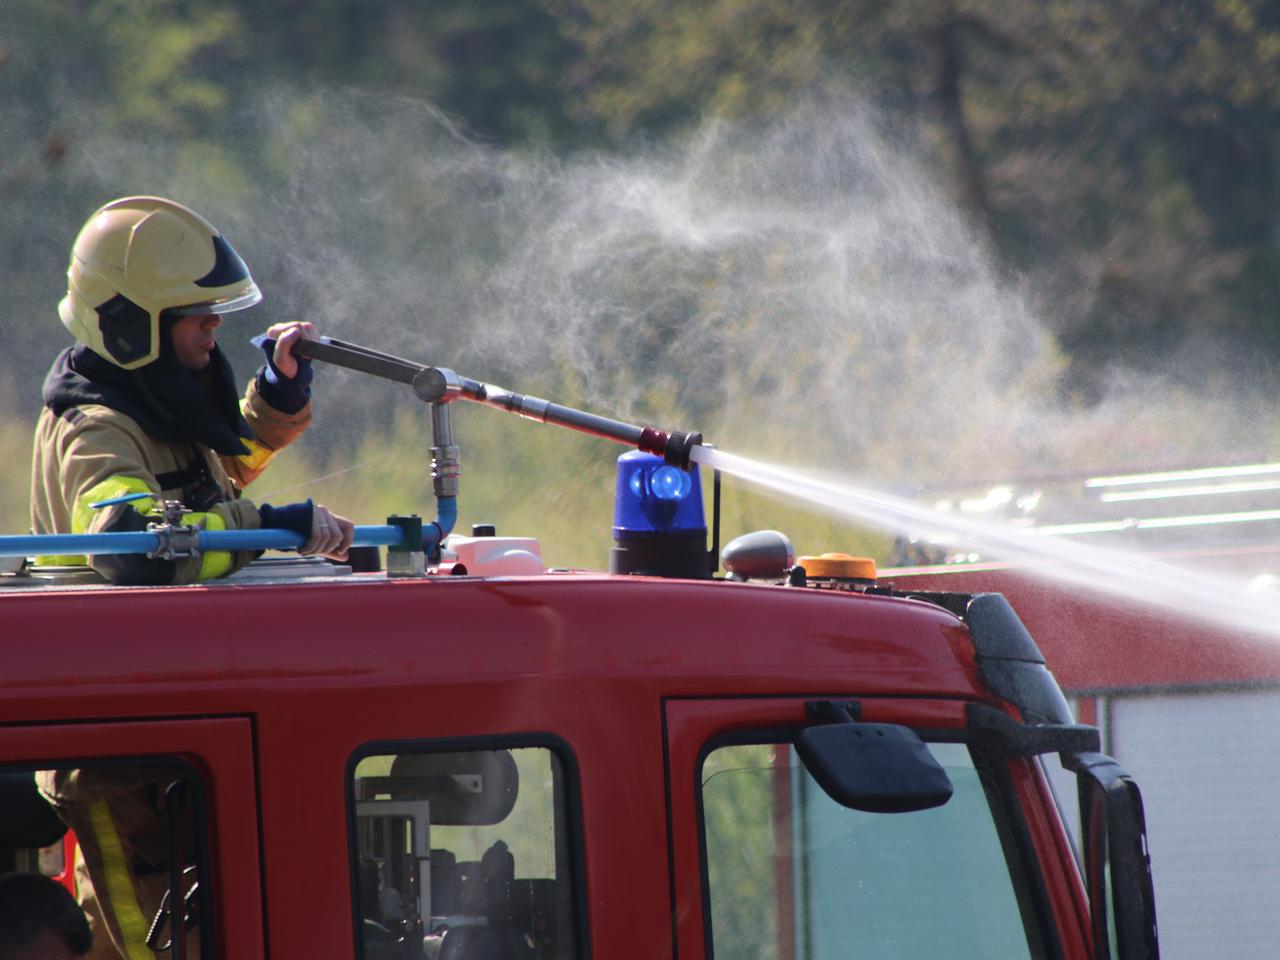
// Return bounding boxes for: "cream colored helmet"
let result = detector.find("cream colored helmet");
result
[58,196,262,369]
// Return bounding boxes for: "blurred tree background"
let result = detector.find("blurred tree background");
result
[2,0,1278,568]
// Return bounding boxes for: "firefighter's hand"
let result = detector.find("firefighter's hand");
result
[302,504,354,560]
[266,321,318,380]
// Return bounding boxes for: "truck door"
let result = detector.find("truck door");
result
[666,697,1074,960]
[0,718,264,958]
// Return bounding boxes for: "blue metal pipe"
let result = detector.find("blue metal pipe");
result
[433,496,459,544]
[0,524,409,560]
[3,495,459,564]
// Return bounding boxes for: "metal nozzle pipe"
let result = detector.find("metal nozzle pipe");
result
[467,385,703,468]
[295,337,705,467]
[471,382,643,443]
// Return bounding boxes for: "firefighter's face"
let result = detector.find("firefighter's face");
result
[170,312,223,371]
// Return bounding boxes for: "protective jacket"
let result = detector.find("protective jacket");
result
[31,336,313,584]
[37,767,202,960]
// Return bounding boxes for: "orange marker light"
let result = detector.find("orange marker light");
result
[798,553,878,580]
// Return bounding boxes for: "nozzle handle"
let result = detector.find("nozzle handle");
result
[293,337,426,385]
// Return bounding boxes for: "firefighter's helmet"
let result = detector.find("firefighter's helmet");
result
[58,196,262,369]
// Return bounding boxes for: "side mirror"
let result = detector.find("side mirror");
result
[1065,752,1160,959]
[796,704,953,814]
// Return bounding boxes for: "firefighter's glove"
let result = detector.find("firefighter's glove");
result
[251,321,316,413]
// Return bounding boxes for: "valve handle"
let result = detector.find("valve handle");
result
[88,491,156,509]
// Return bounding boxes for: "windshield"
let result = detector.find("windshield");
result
[701,741,1042,959]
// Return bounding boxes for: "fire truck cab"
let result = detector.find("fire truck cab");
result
[0,344,1159,958]
[0,541,1157,959]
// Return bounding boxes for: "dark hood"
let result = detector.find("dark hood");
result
[43,334,253,457]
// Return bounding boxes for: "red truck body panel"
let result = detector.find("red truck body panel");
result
[0,569,1096,958]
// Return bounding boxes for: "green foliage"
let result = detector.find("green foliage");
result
[223,0,586,147]
[0,416,34,537]
[961,0,1280,377]
[560,0,1280,385]
[558,0,829,137]
[85,0,244,136]
[702,745,780,960]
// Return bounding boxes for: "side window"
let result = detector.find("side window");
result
[350,743,581,960]
[1041,752,1083,860]
[1039,696,1085,862]
[700,741,1043,960]
[0,759,210,959]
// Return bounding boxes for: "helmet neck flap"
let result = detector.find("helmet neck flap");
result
[44,318,253,458]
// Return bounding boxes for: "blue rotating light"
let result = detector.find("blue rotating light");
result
[611,451,710,578]
[628,462,693,502]
[614,452,704,536]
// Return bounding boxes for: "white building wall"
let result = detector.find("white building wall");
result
[1108,688,1280,960]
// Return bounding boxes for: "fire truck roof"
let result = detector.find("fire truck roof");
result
[0,567,988,727]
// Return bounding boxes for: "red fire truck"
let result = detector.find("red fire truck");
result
[0,342,1160,959]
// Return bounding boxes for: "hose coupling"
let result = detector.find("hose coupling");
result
[638,427,704,470]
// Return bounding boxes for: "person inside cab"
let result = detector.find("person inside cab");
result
[31,195,354,584]
[0,872,93,960]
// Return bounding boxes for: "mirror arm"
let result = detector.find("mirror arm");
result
[805,699,861,724]
[967,703,1101,756]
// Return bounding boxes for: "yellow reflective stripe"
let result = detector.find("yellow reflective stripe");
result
[35,476,158,566]
[236,435,276,473]
[185,511,232,580]
[35,554,89,566]
[88,800,154,960]
[72,476,157,533]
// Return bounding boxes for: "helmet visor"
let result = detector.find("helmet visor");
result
[167,281,263,318]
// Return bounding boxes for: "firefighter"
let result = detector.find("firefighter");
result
[35,770,196,960]
[31,196,354,960]
[31,195,354,584]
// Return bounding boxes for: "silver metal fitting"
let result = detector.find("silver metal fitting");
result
[516,395,550,422]
[387,548,427,578]
[431,445,462,499]
[430,403,461,499]
[157,499,192,525]
[412,367,464,405]
[386,514,429,579]
[146,521,202,562]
